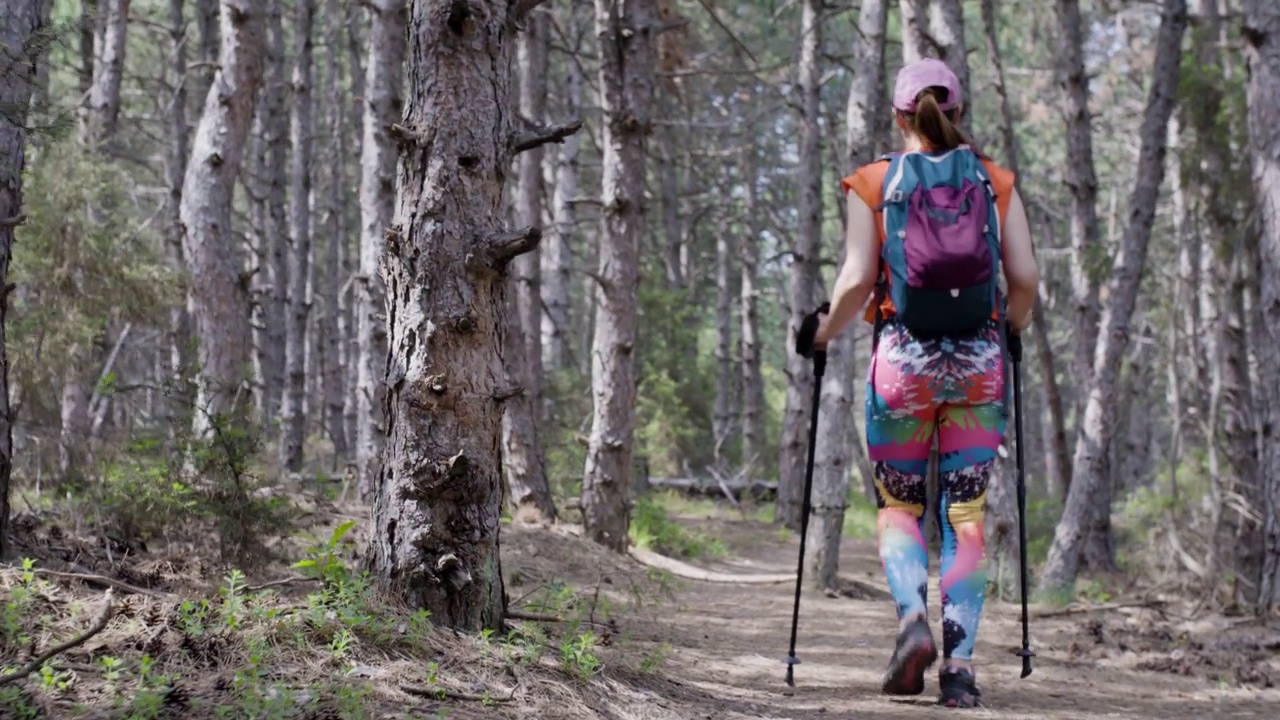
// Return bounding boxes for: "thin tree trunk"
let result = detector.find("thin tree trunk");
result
[320,0,349,459]
[1243,0,1280,611]
[78,0,97,98]
[581,0,658,551]
[739,141,765,467]
[193,0,219,107]
[1040,0,1187,594]
[280,0,315,473]
[901,0,932,64]
[930,0,968,100]
[355,0,406,500]
[712,220,734,467]
[503,5,557,524]
[180,0,266,430]
[368,0,544,630]
[0,0,43,558]
[542,43,579,378]
[777,0,824,532]
[1056,0,1103,451]
[165,0,193,424]
[79,0,128,149]
[253,0,289,426]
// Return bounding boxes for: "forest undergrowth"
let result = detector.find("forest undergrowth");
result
[2,470,1276,720]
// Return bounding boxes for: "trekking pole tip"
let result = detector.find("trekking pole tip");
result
[783,655,800,686]
[1016,647,1035,678]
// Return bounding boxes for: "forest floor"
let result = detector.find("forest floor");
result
[2,490,1278,719]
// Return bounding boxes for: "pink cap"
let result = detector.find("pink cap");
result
[892,58,962,113]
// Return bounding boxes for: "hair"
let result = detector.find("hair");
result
[901,87,973,151]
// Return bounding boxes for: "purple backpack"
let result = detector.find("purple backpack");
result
[874,146,1004,338]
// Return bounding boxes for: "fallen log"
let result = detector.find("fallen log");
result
[643,476,777,500]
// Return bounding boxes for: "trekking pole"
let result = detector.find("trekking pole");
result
[1009,331,1035,678]
[784,303,829,687]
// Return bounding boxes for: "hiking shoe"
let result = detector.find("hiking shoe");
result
[880,616,938,696]
[936,666,983,708]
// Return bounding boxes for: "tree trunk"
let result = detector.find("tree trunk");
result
[739,142,765,467]
[929,0,968,101]
[247,0,289,427]
[541,41,579,378]
[280,0,315,473]
[581,0,657,551]
[193,0,219,107]
[1243,0,1280,612]
[777,0,824,532]
[1040,0,1187,594]
[367,0,535,631]
[79,0,128,149]
[355,0,407,499]
[1056,0,1103,450]
[163,0,193,430]
[712,222,735,467]
[0,0,43,558]
[320,0,349,460]
[78,0,96,97]
[180,0,265,430]
[503,4,557,524]
[901,0,932,64]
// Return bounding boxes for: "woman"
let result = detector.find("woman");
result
[813,58,1039,708]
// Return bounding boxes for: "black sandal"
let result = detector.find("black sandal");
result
[881,615,938,696]
[937,666,983,708]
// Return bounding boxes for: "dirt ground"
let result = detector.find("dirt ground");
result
[4,504,1278,719]
[502,516,1280,720]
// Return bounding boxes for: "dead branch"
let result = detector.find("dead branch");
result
[511,120,583,155]
[1032,599,1168,619]
[34,568,167,598]
[627,546,794,584]
[244,575,321,593]
[0,590,114,687]
[0,214,26,228]
[483,226,542,268]
[511,0,549,21]
[400,684,515,703]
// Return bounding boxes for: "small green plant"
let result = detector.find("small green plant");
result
[559,629,603,680]
[629,495,725,559]
[0,685,40,720]
[638,642,671,673]
[293,520,357,586]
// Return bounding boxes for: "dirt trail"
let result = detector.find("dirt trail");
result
[513,518,1279,720]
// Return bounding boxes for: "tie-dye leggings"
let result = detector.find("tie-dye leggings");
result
[865,319,1007,661]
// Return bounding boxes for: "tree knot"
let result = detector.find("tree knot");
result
[435,553,472,591]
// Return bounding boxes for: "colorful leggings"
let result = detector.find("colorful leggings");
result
[865,320,1006,661]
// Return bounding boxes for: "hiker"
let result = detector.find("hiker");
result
[811,58,1039,708]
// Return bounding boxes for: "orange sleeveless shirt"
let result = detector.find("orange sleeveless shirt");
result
[841,154,1017,324]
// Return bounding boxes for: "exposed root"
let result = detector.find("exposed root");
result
[0,589,115,686]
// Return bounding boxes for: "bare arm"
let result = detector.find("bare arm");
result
[1001,188,1039,333]
[814,190,879,346]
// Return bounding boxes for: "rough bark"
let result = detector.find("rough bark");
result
[79,0,129,149]
[367,0,525,631]
[1244,0,1280,612]
[1055,0,1102,446]
[253,0,289,425]
[929,0,968,101]
[502,4,557,523]
[777,0,823,532]
[355,0,407,499]
[738,142,764,464]
[901,0,932,64]
[165,0,193,421]
[581,0,657,551]
[280,0,316,473]
[0,0,43,558]
[541,41,579,377]
[320,0,349,459]
[1040,0,1187,594]
[179,0,266,429]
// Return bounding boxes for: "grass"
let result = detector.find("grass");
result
[628,493,728,559]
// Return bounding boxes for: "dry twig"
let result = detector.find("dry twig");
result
[34,568,166,598]
[399,684,515,703]
[1033,599,1167,619]
[244,575,321,593]
[0,590,115,686]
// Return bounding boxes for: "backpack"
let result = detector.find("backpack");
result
[870,145,1012,417]
[872,146,1005,339]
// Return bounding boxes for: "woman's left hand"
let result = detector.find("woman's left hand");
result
[813,312,832,349]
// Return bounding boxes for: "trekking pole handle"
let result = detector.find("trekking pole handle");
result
[796,302,831,376]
